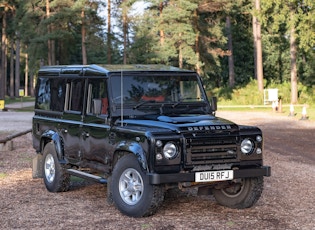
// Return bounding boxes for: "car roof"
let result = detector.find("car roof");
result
[38,64,194,77]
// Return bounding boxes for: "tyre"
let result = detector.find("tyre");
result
[42,142,70,192]
[111,154,164,217]
[213,177,263,209]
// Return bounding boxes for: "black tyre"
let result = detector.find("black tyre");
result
[213,177,263,209]
[111,154,164,217]
[42,142,70,192]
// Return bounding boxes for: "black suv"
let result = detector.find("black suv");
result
[32,64,271,217]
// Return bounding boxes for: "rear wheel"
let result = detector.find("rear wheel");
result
[213,177,263,209]
[111,154,164,217]
[42,142,70,192]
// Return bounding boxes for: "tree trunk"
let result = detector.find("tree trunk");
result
[10,39,14,98]
[159,2,165,46]
[51,33,56,65]
[226,16,235,88]
[81,9,87,65]
[179,44,183,69]
[123,10,127,64]
[290,11,298,104]
[193,9,201,75]
[46,0,52,65]
[195,33,201,75]
[107,0,112,64]
[4,36,8,98]
[15,36,20,97]
[252,15,257,80]
[0,8,7,100]
[253,0,264,91]
[25,51,29,96]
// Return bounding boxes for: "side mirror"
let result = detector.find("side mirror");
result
[211,97,217,112]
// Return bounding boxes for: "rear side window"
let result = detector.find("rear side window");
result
[64,79,85,112]
[35,77,66,111]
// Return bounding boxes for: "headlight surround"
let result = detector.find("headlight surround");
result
[163,142,178,159]
[241,138,254,155]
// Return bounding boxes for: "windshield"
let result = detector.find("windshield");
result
[110,74,206,105]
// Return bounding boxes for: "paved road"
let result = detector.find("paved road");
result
[0,102,34,133]
[0,112,33,133]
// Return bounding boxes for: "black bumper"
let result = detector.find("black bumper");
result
[148,166,271,185]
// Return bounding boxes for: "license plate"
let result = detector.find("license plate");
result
[195,170,233,182]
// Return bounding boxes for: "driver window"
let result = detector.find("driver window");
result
[86,79,108,115]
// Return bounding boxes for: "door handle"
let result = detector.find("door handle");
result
[61,128,68,133]
[82,132,90,137]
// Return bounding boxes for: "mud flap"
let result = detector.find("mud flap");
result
[32,154,43,178]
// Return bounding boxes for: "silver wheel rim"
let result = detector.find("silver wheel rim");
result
[119,168,144,205]
[44,153,55,183]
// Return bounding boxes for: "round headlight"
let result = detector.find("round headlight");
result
[241,138,254,155]
[163,142,178,159]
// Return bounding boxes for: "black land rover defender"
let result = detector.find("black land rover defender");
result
[32,64,271,217]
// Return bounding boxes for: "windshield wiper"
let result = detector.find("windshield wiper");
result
[133,100,156,109]
[172,97,202,108]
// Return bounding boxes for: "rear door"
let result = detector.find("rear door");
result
[60,78,85,164]
[81,78,111,167]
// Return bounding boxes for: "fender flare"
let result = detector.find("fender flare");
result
[40,130,64,160]
[115,141,148,171]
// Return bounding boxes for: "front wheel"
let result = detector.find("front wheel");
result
[213,177,264,209]
[42,142,70,192]
[111,154,164,217]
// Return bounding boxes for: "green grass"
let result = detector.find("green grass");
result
[0,172,7,179]
[3,96,35,112]
[5,96,35,104]
[218,103,315,120]
[15,106,35,112]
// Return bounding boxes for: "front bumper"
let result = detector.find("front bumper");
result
[148,166,271,185]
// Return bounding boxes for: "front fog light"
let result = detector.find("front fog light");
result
[163,142,178,159]
[156,153,163,160]
[256,148,262,154]
[241,138,254,155]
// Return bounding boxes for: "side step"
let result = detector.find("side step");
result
[67,169,107,184]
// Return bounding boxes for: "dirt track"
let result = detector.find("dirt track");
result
[0,111,314,229]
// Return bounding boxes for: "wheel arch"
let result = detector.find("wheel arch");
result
[40,130,64,160]
[113,141,148,171]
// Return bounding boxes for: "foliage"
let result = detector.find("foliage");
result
[213,79,264,105]
[213,79,315,106]
[1,0,315,103]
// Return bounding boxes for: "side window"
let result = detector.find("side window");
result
[65,79,84,112]
[86,79,108,115]
[35,77,65,111]
[50,78,66,111]
[35,77,51,110]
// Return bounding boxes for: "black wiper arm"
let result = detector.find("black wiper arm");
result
[172,100,182,108]
[172,97,202,108]
[133,100,156,109]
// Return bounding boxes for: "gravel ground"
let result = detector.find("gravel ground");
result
[0,110,314,229]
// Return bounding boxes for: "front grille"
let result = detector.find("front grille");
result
[185,134,238,165]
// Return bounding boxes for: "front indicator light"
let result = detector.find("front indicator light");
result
[256,135,262,142]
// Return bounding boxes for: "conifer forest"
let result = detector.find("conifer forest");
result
[0,0,314,104]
